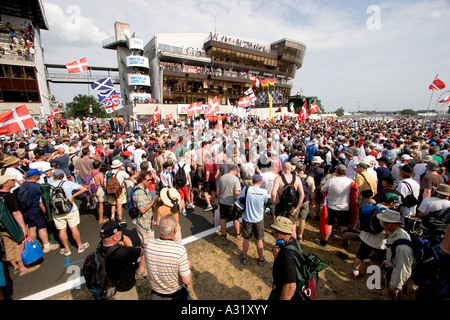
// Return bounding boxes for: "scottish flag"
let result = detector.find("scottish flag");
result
[97,89,117,102]
[91,77,115,91]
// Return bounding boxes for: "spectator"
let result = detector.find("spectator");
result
[217,165,241,238]
[106,160,130,222]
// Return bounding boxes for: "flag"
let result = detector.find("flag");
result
[51,108,60,118]
[97,89,117,102]
[439,95,450,103]
[244,88,254,96]
[65,57,87,73]
[253,78,261,88]
[268,93,273,119]
[103,94,122,107]
[0,105,35,135]
[214,115,223,134]
[260,79,268,87]
[205,96,219,118]
[429,75,446,91]
[265,78,275,86]
[91,77,115,91]
[275,106,282,113]
[105,103,124,114]
[309,100,320,115]
[238,96,252,108]
[187,102,202,117]
[297,101,307,122]
[165,114,174,120]
[151,105,160,125]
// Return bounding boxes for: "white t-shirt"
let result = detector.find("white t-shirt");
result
[133,149,147,172]
[395,178,421,217]
[321,176,352,211]
[173,161,191,186]
[417,196,450,216]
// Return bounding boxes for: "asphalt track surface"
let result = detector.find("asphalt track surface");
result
[3,195,219,300]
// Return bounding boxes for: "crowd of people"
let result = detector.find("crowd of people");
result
[0,112,449,300]
[0,20,35,61]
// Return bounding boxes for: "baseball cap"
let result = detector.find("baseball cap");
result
[26,168,44,177]
[52,169,65,176]
[253,174,263,182]
[401,154,413,161]
[100,220,122,238]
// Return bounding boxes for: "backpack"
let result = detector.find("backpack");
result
[359,204,385,234]
[16,183,34,212]
[401,181,419,208]
[174,163,187,186]
[50,181,73,215]
[106,171,123,196]
[269,241,328,300]
[0,195,25,242]
[420,207,450,246]
[83,243,120,300]
[299,174,311,203]
[83,170,101,195]
[279,173,298,216]
[126,186,143,220]
[234,186,249,213]
[388,233,440,287]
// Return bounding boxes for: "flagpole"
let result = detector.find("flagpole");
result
[427,90,434,113]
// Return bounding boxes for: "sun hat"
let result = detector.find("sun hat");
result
[0,175,15,185]
[100,220,122,238]
[377,209,403,224]
[111,160,123,169]
[312,156,324,164]
[16,148,26,157]
[399,164,415,177]
[422,155,434,163]
[160,187,181,208]
[271,216,293,234]
[29,143,38,151]
[434,183,450,197]
[69,147,78,155]
[358,162,368,169]
[426,160,440,171]
[3,156,20,167]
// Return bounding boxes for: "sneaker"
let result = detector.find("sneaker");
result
[351,271,365,279]
[181,210,187,216]
[186,204,194,210]
[258,257,267,267]
[239,253,248,266]
[297,235,303,243]
[314,238,327,247]
[203,205,213,212]
[77,242,89,254]
[43,243,60,253]
[60,248,72,256]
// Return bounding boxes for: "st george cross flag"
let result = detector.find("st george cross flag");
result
[91,77,115,91]
[105,103,124,114]
[429,75,446,91]
[244,88,254,96]
[439,95,450,103]
[103,94,122,107]
[66,57,87,73]
[309,100,320,115]
[97,89,117,102]
[0,105,35,135]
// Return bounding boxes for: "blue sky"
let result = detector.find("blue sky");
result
[40,0,450,113]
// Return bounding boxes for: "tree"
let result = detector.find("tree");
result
[65,94,108,118]
[399,109,417,116]
[335,107,345,117]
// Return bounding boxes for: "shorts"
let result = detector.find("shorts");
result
[136,222,155,246]
[203,181,216,194]
[314,189,323,204]
[298,200,310,220]
[326,207,350,227]
[0,231,22,262]
[242,219,264,240]
[176,185,189,200]
[196,166,204,184]
[108,188,127,205]
[53,209,81,230]
[25,210,47,230]
[95,186,108,203]
[356,240,386,264]
[219,203,238,221]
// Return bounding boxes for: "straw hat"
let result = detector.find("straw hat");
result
[111,160,123,169]
[0,175,15,185]
[377,209,403,224]
[16,148,26,157]
[3,156,20,167]
[69,147,78,155]
[312,156,324,164]
[434,183,450,197]
[160,187,181,208]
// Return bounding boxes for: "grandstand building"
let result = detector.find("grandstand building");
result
[103,22,306,120]
[0,0,52,117]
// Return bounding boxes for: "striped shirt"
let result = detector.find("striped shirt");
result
[145,239,191,294]
[160,170,173,188]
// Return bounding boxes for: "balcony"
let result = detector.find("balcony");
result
[102,33,127,49]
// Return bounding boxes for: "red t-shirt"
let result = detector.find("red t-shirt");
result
[204,161,218,182]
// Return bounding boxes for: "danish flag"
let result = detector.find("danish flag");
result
[214,115,224,134]
[151,105,160,125]
[65,57,88,73]
[205,96,220,118]
[429,75,446,91]
[49,108,60,118]
[439,95,450,103]
[297,100,307,123]
[0,105,35,135]
[309,100,320,115]
[187,101,203,117]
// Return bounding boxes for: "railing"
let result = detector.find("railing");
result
[158,43,210,58]
[47,72,120,82]
[205,34,274,54]
[0,52,35,62]
[102,33,127,47]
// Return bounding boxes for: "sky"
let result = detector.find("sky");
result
[39,0,450,113]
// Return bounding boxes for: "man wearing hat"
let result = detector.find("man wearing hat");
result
[413,155,433,184]
[395,164,420,218]
[416,184,450,219]
[16,169,59,254]
[238,174,269,267]
[391,154,413,185]
[375,157,391,192]
[268,216,300,300]
[1,156,24,192]
[107,159,130,223]
[343,149,358,180]
[355,161,377,209]
[99,220,142,300]
[309,156,325,221]
[377,209,415,298]
[420,160,444,201]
